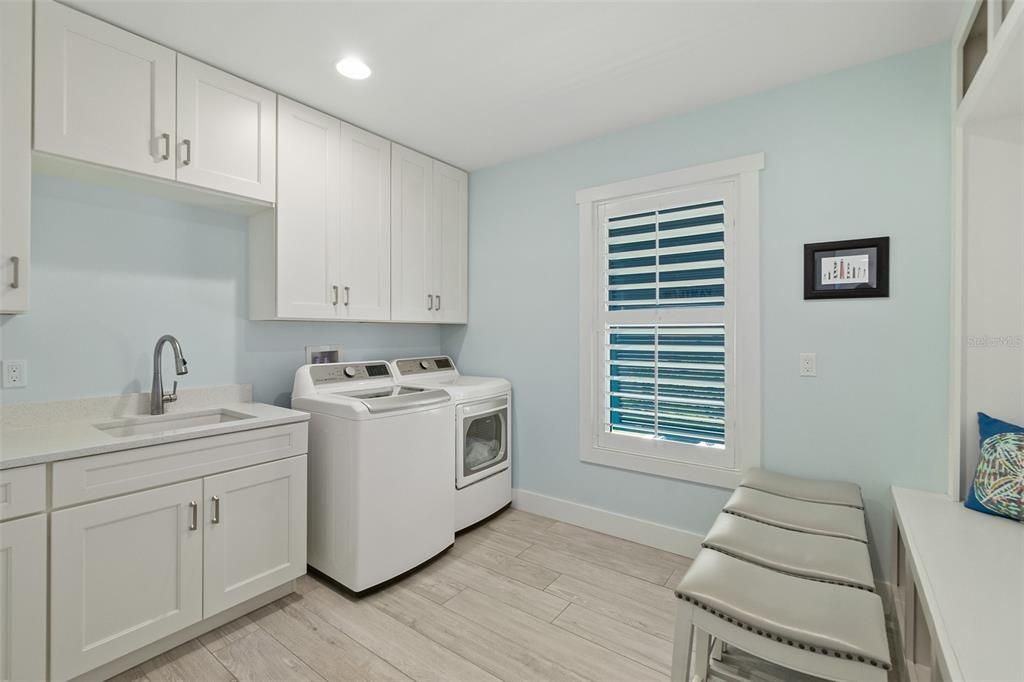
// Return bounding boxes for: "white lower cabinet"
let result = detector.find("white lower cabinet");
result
[50,481,205,681]
[203,456,307,617]
[50,454,308,681]
[0,514,47,682]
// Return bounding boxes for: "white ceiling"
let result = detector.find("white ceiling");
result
[66,1,962,171]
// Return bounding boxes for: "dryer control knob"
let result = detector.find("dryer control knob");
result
[343,366,358,378]
[420,361,431,370]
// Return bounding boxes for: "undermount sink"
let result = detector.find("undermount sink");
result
[93,408,255,438]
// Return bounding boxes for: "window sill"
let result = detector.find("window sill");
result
[581,445,743,489]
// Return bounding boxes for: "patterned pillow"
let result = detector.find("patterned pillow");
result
[966,413,1024,521]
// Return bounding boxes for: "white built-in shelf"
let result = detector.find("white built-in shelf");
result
[957,0,1024,138]
[892,487,1023,682]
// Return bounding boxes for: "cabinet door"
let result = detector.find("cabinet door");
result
[176,56,276,201]
[339,124,391,321]
[0,0,31,314]
[50,481,204,681]
[434,161,469,324]
[203,456,306,618]
[275,98,341,319]
[391,145,436,322]
[34,0,176,179]
[0,515,46,682]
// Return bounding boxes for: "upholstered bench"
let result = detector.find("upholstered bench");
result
[702,513,875,591]
[672,549,891,682]
[739,467,864,509]
[671,469,888,682]
[724,486,868,543]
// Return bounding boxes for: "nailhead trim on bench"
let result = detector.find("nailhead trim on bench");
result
[675,593,892,671]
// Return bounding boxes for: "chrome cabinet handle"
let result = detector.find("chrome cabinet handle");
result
[189,501,198,530]
[160,133,171,161]
[9,256,19,289]
[332,285,339,306]
[211,496,220,524]
[182,139,192,166]
[343,286,350,307]
[435,294,441,311]
[427,294,434,311]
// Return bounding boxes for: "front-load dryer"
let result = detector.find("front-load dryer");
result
[292,361,454,591]
[391,356,511,530]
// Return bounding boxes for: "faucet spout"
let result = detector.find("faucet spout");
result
[151,335,188,415]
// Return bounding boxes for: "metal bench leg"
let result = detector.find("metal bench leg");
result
[671,600,696,682]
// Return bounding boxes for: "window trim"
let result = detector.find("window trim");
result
[577,153,764,489]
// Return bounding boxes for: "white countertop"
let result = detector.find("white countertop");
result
[891,487,1024,682]
[0,388,308,470]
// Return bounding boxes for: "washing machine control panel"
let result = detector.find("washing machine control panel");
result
[395,357,453,376]
[311,362,391,385]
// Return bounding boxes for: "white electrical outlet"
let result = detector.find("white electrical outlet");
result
[3,360,27,388]
[799,353,816,377]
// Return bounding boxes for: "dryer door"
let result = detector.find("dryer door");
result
[456,396,509,489]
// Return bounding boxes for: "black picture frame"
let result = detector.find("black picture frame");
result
[803,237,889,300]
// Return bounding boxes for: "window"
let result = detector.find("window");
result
[577,154,763,487]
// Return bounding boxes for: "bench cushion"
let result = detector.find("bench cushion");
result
[740,467,863,509]
[702,513,875,591]
[724,487,868,543]
[675,549,891,670]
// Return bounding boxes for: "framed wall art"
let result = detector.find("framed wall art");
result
[804,237,889,300]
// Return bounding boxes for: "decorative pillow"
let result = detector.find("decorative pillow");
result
[966,413,1024,521]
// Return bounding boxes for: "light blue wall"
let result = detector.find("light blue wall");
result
[443,44,952,562]
[0,174,441,407]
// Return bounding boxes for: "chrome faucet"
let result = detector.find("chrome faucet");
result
[151,334,188,415]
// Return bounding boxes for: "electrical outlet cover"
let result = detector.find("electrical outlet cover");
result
[3,359,27,388]
[799,353,816,377]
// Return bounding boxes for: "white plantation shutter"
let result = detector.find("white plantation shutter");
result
[597,182,736,465]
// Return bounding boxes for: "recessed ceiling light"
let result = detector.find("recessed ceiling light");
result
[335,57,371,80]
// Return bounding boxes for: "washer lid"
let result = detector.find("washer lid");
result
[399,375,510,400]
[341,386,451,413]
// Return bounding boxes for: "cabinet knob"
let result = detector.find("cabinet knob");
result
[435,294,441,311]
[182,139,192,166]
[9,256,19,290]
[332,285,339,306]
[211,496,220,524]
[427,294,434,311]
[160,133,171,161]
[188,501,198,531]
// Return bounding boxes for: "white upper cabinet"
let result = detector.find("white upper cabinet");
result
[391,145,468,323]
[270,97,341,320]
[391,145,436,322]
[434,160,469,323]
[0,0,32,314]
[176,56,277,201]
[338,123,391,321]
[251,101,393,322]
[34,0,177,179]
[35,1,275,201]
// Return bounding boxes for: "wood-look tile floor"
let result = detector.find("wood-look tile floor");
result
[110,509,691,682]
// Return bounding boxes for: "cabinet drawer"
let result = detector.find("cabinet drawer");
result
[0,464,46,520]
[52,423,307,508]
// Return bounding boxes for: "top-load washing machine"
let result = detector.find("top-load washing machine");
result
[292,361,455,591]
[391,356,511,530]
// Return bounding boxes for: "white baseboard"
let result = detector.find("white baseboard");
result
[512,488,703,558]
